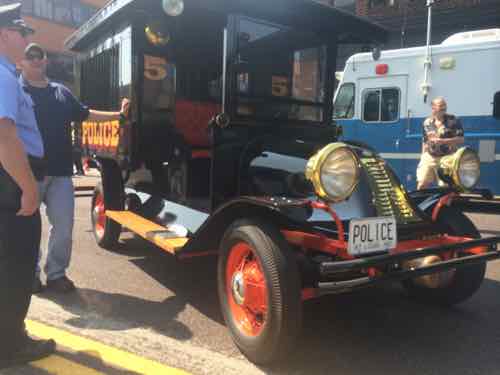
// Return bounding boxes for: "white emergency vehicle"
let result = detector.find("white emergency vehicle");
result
[333,28,500,194]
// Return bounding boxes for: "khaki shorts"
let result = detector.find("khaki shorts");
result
[416,152,447,187]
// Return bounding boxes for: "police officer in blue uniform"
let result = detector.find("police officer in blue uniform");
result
[0,3,55,368]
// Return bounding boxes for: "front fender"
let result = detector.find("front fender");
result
[179,197,314,257]
[409,188,500,215]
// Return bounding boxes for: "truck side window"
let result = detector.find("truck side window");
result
[333,83,354,119]
[362,88,400,123]
[494,92,500,119]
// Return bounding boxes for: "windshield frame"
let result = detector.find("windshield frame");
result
[225,14,335,127]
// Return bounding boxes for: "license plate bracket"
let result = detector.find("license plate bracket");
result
[348,217,397,256]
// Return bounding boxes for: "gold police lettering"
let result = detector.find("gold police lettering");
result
[82,121,120,150]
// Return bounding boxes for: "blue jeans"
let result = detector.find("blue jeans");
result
[37,176,74,281]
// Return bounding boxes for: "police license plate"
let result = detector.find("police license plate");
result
[348,217,397,256]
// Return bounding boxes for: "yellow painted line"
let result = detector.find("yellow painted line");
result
[32,355,105,375]
[26,320,190,375]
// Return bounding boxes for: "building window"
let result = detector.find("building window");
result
[362,88,400,122]
[22,0,98,27]
[22,0,34,13]
[54,0,73,24]
[72,2,95,25]
[72,3,85,25]
[34,0,53,19]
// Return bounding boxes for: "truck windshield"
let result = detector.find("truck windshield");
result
[234,18,326,123]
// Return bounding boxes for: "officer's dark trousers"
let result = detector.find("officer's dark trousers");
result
[0,210,41,355]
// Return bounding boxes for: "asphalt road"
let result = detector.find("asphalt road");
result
[24,178,500,375]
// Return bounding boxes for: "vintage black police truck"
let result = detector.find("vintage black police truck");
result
[67,0,500,365]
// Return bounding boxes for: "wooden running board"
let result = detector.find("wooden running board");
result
[106,210,188,254]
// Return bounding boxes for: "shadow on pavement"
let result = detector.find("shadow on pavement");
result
[122,236,224,325]
[266,277,500,375]
[38,287,192,342]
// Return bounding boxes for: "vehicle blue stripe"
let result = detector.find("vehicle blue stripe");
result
[336,115,500,194]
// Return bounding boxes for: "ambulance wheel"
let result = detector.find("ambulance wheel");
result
[218,219,302,365]
[91,182,121,249]
[402,206,486,306]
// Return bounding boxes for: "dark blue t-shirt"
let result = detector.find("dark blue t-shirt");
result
[20,77,90,176]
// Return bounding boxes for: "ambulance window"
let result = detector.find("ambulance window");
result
[333,83,354,119]
[362,88,400,123]
[381,89,399,121]
[494,92,500,119]
[363,90,380,122]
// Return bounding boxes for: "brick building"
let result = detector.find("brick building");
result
[356,0,500,48]
[0,0,107,86]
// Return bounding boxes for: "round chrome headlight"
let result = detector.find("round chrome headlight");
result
[439,147,480,191]
[162,0,184,16]
[305,143,360,202]
[455,148,480,190]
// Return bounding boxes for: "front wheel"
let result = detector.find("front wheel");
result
[402,206,486,306]
[218,219,302,365]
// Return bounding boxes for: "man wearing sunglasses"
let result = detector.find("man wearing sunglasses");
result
[20,43,129,294]
[0,3,56,368]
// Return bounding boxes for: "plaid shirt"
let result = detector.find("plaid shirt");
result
[422,114,464,157]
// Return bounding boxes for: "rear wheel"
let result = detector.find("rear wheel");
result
[402,206,486,306]
[91,182,122,249]
[218,219,302,365]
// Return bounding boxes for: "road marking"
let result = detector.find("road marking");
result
[32,355,105,375]
[26,320,190,375]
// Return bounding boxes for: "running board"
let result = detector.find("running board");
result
[105,210,188,254]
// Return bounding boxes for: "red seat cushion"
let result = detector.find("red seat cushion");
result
[175,100,221,147]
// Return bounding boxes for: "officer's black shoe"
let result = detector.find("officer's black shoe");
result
[0,337,56,369]
[33,277,43,294]
[46,276,76,293]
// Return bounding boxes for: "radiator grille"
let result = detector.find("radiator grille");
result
[360,157,422,224]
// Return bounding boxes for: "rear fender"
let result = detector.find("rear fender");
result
[96,157,124,210]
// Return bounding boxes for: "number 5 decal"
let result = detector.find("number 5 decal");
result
[144,55,167,81]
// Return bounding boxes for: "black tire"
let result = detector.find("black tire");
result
[402,205,486,306]
[218,219,302,365]
[91,182,122,249]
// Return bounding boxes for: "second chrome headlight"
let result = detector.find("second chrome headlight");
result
[439,147,480,191]
[305,143,360,202]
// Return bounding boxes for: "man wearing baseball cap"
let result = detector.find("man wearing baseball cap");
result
[20,42,129,294]
[0,2,56,368]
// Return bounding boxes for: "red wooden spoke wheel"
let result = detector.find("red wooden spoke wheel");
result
[91,182,121,249]
[93,192,106,238]
[226,242,268,337]
[218,219,302,364]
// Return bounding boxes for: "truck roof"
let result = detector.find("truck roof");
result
[66,0,388,51]
[345,28,500,65]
